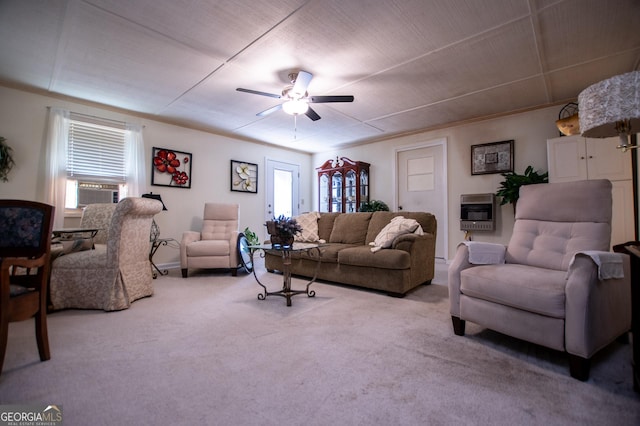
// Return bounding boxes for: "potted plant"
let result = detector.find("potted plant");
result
[243,227,260,246]
[265,215,302,247]
[495,165,548,208]
[359,200,390,212]
[0,137,15,182]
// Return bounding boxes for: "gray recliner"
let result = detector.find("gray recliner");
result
[448,179,631,380]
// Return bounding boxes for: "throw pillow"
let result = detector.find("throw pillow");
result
[294,212,321,242]
[369,216,419,252]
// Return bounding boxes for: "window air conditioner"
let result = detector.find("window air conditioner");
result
[77,182,119,206]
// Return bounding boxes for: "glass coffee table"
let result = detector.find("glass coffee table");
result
[248,242,323,306]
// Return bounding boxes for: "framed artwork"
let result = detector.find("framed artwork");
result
[230,160,258,193]
[471,140,514,175]
[151,147,192,188]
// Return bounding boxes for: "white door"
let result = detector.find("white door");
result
[265,159,300,237]
[396,140,447,260]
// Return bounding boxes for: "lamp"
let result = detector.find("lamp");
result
[282,99,309,115]
[578,70,640,151]
[579,70,640,240]
[141,192,167,242]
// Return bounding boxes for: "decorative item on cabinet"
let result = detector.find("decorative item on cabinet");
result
[317,157,370,213]
[556,102,580,136]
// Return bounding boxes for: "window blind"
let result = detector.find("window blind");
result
[67,114,126,182]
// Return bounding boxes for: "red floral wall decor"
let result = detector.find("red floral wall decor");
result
[151,147,192,188]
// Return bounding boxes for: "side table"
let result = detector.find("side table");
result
[150,237,179,278]
[613,241,639,392]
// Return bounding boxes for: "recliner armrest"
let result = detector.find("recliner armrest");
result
[565,253,631,358]
[180,231,202,267]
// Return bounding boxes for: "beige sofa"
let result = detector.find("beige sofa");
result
[264,211,437,296]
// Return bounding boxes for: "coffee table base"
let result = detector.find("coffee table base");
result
[250,246,322,307]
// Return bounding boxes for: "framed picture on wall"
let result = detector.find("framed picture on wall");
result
[230,160,258,193]
[151,147,192,188]
[471,140,514,175]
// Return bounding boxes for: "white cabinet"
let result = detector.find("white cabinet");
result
[547,135,635,246]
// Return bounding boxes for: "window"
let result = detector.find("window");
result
[65,113,127,209]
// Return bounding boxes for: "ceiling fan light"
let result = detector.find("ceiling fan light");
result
[282,99,309,115]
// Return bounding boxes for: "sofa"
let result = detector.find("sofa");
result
[264,211,437,296]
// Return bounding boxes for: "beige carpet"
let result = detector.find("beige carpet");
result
[1,261,639,425]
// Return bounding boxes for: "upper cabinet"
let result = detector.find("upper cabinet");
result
[317,157,370,213]
[547,134,635,245]
[547,135,631,182]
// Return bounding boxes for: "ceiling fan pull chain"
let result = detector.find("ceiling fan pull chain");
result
[294,115,298,140]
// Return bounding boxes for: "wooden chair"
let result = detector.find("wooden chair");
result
[0,200,55,374]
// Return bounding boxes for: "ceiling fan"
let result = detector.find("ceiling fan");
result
[236,70,354,121]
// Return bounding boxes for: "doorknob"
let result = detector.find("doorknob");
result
[398,206,403,210]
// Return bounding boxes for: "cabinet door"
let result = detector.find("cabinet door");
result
[344,169,357,213]
[611,179,636,246]
[585,137,632,181]
[331,172,343,212]
[547,135,587,182]
[319,173,330,212]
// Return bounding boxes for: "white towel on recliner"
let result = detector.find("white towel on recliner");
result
[567,251,625,280]
[460,241,505,264]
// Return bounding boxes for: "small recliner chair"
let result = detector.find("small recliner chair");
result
[180,203,240,277]
[448,179,631,380]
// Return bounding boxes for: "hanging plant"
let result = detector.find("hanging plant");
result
[0,137,16,182]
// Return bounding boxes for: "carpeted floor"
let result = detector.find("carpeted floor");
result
[1,261,639,425]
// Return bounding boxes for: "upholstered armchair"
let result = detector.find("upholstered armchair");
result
[80,203,118,246]
[50,197,163,311]
[181,203,240,277]
[448,179,631,380]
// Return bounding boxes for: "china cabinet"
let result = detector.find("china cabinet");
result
[317,157,370,213]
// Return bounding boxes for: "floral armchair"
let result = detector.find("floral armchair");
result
[50,197,163,311]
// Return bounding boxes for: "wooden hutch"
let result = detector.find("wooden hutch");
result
[316,157,370,213]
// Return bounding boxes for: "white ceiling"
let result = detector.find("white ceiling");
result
[1,0,639,153]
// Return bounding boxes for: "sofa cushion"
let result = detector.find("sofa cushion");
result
[338,246,411,270]
[294,212,321,242]
[329,213,372,244]
[370,216,420,251]
[460,263,567,318]
[317,213,340,241]
[296,243,358,263]
[187,240,230,257]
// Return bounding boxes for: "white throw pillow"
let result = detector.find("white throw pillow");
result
[370,216,420,252]
[293,212,321,242]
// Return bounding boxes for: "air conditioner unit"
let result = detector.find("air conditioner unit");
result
[77,182,119,206]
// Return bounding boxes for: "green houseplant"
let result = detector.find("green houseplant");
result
[0,137,15,182]
[243,227,260,246]
[495,165,548,207]
[359,200,390,212]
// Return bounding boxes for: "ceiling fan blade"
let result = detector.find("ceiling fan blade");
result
[305,107,321,121]
[309,95,354,103]
[256,104,283,117]
[292,70,313,96]
[236,88,281,99]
